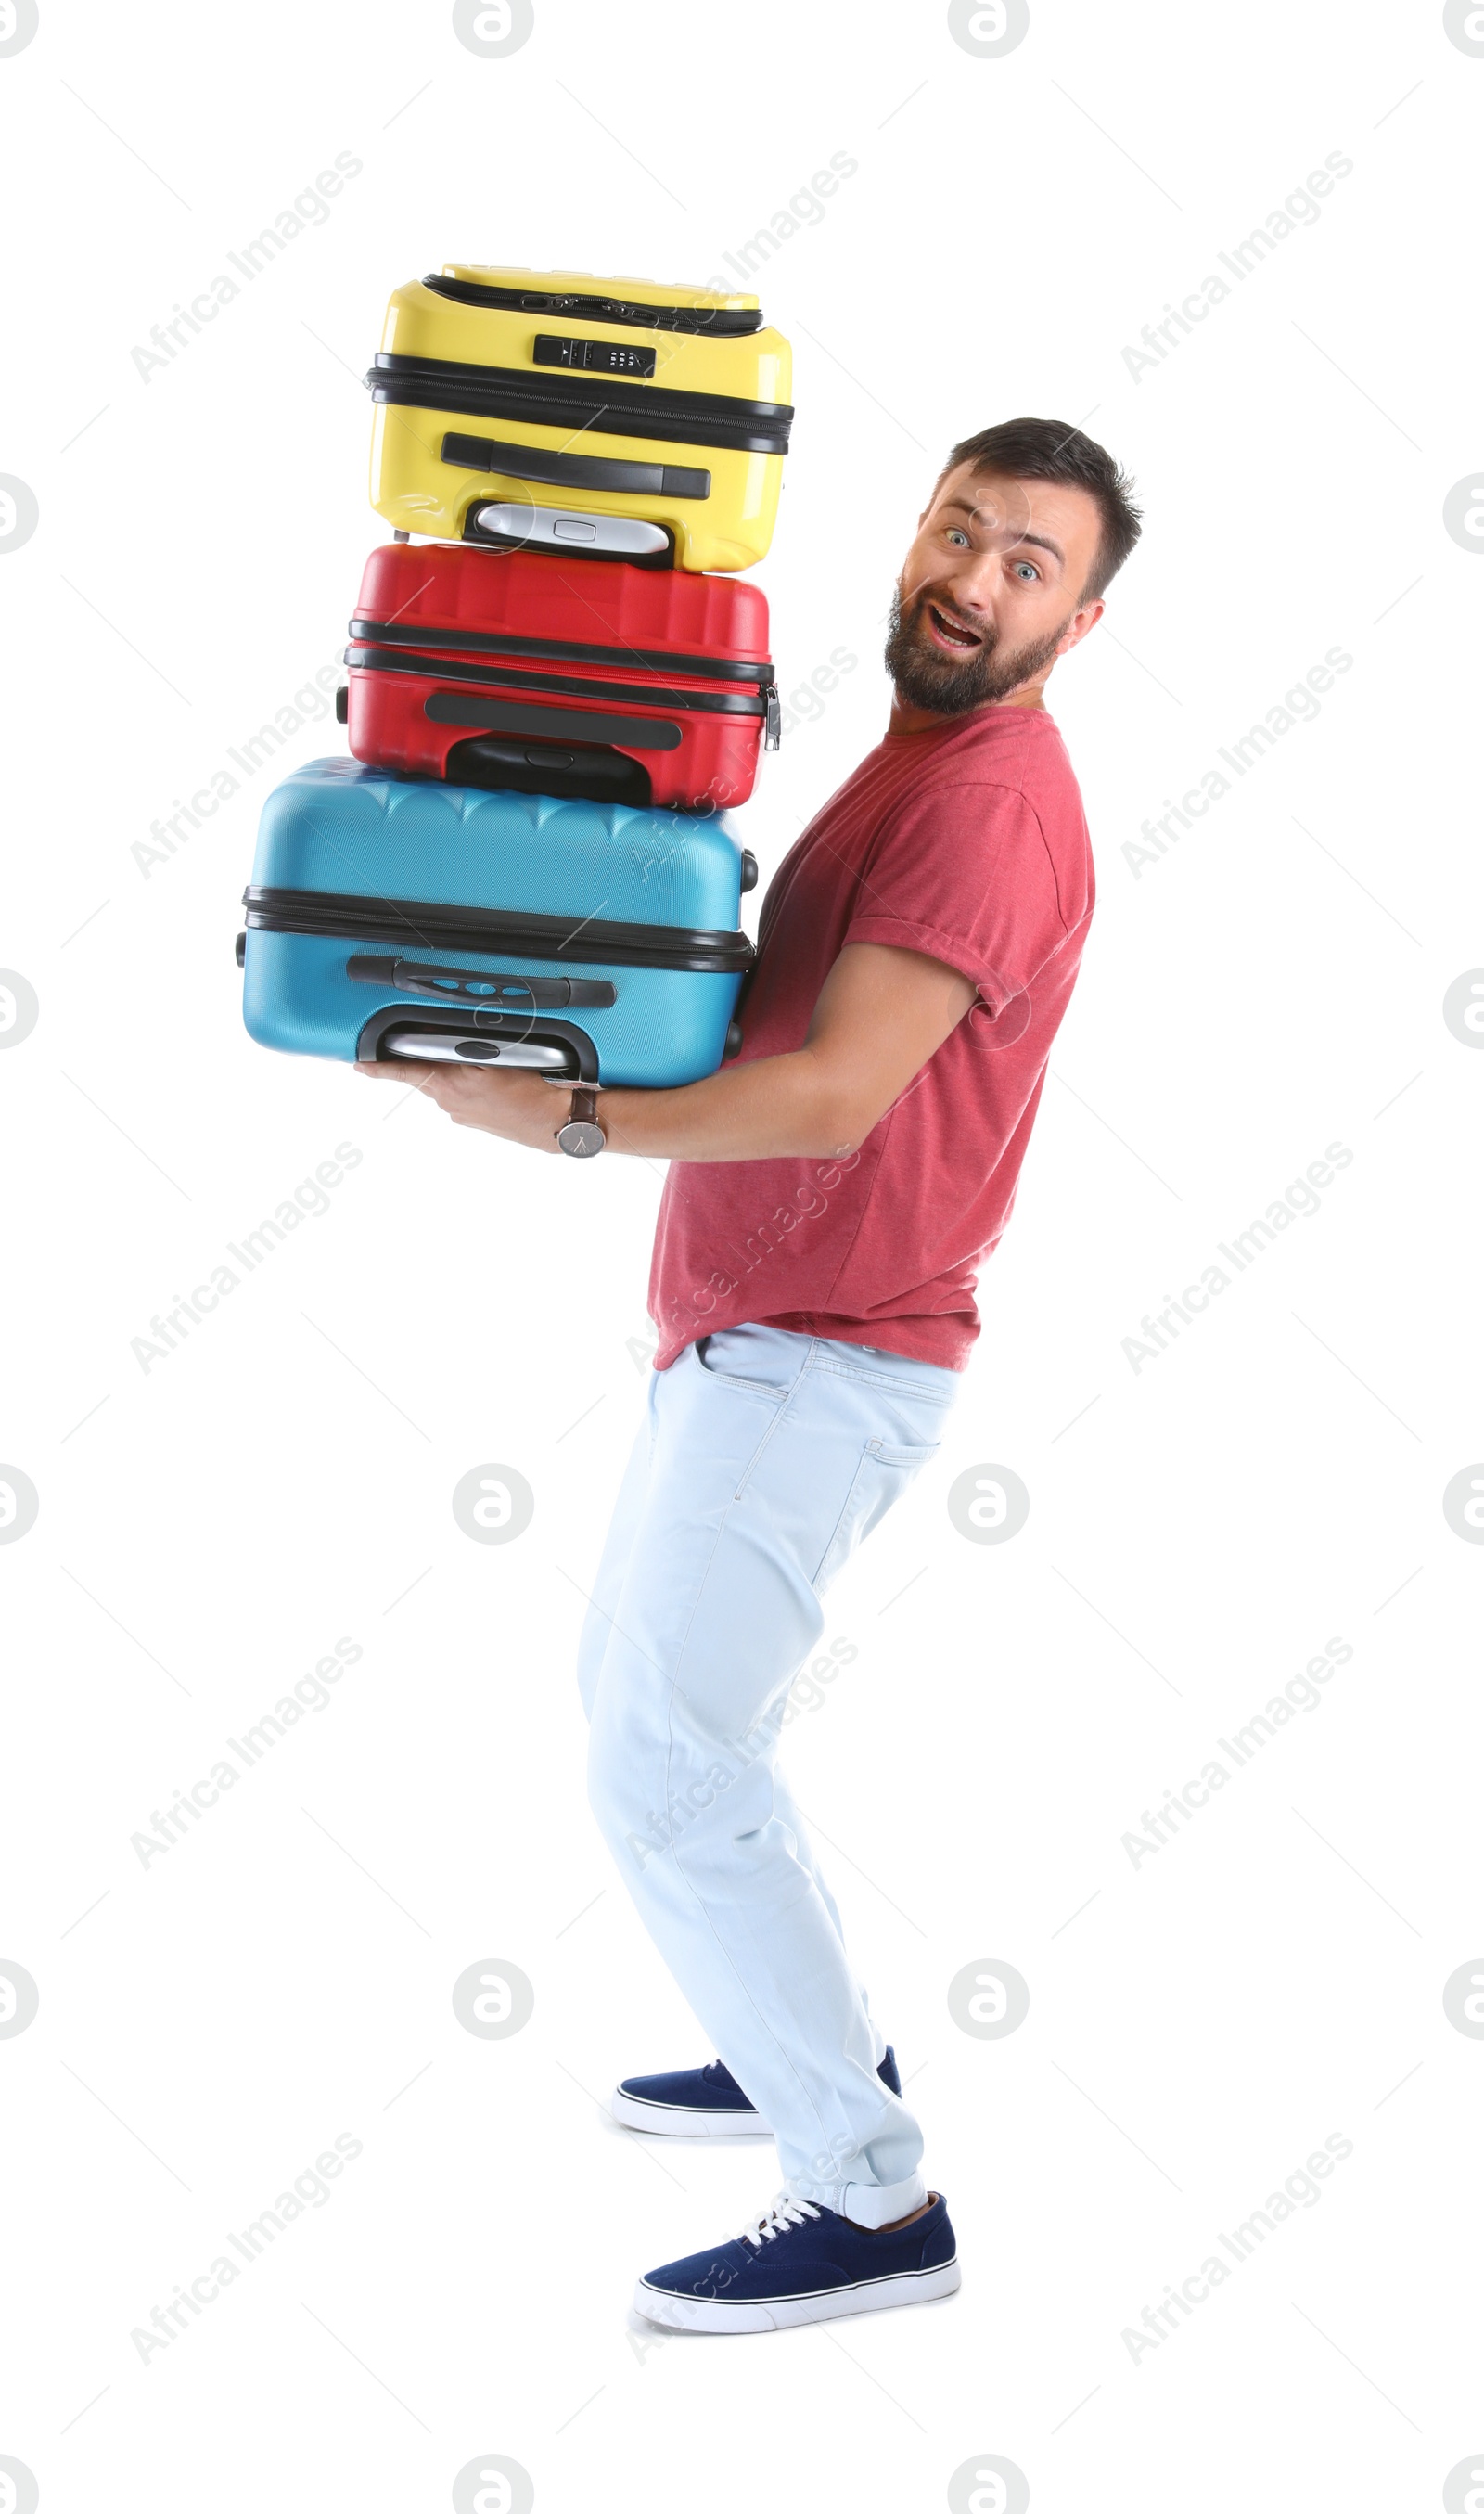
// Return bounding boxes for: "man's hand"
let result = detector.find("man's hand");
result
[355,942,980,1163]
[357,1057,569,1152]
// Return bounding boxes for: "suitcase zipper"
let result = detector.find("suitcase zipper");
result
[345,642,770,720]
[422,276,764,338]
[349,614,774,688]
[366,353,793,455]
[242,887,755,975]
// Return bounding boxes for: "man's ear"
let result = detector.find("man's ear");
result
[1057,597,1105,657]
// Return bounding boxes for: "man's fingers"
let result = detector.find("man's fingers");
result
[358,1059,468,1106]
[356,1058,437,1085]
[352,1057,547,1144]
[357,1058,498,1117]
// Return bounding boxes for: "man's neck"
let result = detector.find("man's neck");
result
[888,679,1049,737]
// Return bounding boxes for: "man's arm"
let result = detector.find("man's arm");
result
[358,942,979,1161]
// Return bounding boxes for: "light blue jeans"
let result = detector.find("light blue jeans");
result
[578,1323,959,2226]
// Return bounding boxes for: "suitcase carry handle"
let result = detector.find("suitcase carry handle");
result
[346,952,616,1011]
[422,276,764,338]
[442,430,711,503]
[464,502,674,568]
[357,1000,598,1080]
[422,688,684,751]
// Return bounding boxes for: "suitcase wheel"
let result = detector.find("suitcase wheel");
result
[739,849,758,894]
[723,1019,744,1060]
[335,684,349,725]
[235,930,246,968]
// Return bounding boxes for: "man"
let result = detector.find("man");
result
[365,417,1142,2332]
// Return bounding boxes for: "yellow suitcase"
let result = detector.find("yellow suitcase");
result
[365,266,793,574]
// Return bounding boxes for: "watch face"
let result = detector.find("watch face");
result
[557,1120,606,1159]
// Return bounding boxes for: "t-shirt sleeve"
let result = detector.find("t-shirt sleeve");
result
[842,777,1073,1019]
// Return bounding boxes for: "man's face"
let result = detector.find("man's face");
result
[885,463,1106,714]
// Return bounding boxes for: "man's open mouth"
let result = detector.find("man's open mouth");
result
[923,601,983,655]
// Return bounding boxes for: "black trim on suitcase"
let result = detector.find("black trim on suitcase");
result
[367,353,794,454]
[423,690,684,750]
[242,887,755,974]
[421,276,763,338]
[349,614,775,688]
[345,955,617,1009]
[346,642,768,721]
[442,431,711,501]
[357,1001,600,1079]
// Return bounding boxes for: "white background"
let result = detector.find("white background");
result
[2,2,1481,2508]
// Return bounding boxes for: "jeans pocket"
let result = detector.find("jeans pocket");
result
[694,1329,796,1402]
[812,1435,941,1593]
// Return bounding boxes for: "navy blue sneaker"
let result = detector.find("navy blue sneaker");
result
[611,2046,902,2137]
[634,2187,961,2332]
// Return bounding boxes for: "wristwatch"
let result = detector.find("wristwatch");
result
[556,1086,606,1159]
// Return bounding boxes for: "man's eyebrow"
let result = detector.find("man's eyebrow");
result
[939,496,1066,566]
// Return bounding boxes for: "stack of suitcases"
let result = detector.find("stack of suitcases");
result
[238,264,794,1093]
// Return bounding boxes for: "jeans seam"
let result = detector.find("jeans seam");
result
[659,1511,845,2179]
[694,1339,807,1496]
[806,1357,955,1405]
[810,1439,874,1593]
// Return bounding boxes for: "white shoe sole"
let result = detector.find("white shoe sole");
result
[610,2088,769,2136]
[633,2258,962,2333]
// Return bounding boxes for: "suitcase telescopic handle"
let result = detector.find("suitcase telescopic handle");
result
[345,953,616,1010]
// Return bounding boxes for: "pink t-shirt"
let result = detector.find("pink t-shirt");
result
[647,703,1094,1371]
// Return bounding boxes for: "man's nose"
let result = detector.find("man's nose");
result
[941,545,1002,613]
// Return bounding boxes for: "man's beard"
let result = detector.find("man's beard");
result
[884,584,1071,715]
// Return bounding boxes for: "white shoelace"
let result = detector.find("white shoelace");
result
[738,2190,822,2248]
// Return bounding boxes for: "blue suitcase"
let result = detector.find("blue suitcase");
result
[237,759,756,1085]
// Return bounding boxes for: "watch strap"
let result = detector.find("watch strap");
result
[556,1085,606,1158]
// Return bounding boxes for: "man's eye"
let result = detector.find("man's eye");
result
[945,528,969,547]
[1013,560,1039,581]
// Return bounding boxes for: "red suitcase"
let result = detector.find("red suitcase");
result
[340,542,779,814]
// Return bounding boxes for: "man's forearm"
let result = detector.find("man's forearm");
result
[360,943,976,1160]
[596,1046,855,1163]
